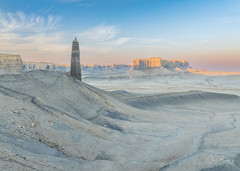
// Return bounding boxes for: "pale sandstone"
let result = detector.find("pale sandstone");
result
[0,53,23,74]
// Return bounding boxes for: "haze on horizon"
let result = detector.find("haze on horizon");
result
[0,0,239,71]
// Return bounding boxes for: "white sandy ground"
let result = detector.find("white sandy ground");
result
[0,70,240,171]
[84,69,240,96]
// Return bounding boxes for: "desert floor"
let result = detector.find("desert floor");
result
[0,70,240,171]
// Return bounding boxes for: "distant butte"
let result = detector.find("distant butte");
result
[0,53,23,75]
[132,57,189,70]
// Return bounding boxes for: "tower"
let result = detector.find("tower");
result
[70,37,82,81]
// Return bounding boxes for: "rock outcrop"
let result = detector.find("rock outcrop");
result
[23,57,190,73]
[133,57,189,70]
[82,64,131,71]
[70,38,82,81]
[23,62,55,71]
[23,62,70,72]
[0,53,23,75]
[23,62,131,72]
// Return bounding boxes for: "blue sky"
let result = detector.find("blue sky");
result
[0,0,240,70]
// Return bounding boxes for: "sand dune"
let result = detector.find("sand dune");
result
[0,70,240,170]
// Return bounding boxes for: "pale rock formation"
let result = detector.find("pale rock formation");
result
[110,64,131,70]
[82,64,109,70]
[70,38,82,81]
[133,57,189,70]
[55,64,70,72]
[22,62,131,72]
[0,53,23,75]
[23,62,55,71]
[23,62,70,72]
[82,64,131,71]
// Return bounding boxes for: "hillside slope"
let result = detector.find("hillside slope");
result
[1,71,240,171]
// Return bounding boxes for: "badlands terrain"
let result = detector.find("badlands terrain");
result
[1,54,240,171]
[0,68,240,171]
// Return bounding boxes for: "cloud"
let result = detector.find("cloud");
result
[141,38,164,44]
[0,32,70,64]
[98,48,111,54]
[78,24,131,48]
[0,11,68,62]
[0,10,130,62]
[0,10,60,33]
[140,38,177,45]
[58,0,95,7]
[115,37,132,46]
[59,0,83,3]
[78,2,95,7]
[79,24,118,41]
[0,32,68,53]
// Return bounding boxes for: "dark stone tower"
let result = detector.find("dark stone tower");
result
[70,37,82,81]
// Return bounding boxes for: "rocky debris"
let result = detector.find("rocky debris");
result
[0,53,23,75]
[30,123,35,127]
[12,110,20,114]
[17,125,25,129]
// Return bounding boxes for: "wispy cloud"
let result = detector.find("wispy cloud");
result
[0,10,130,62]
[78,2,95,7]
[141,38,164,44]
[0,10,60,33]
[115,37,132,46]
[79,24,118,41]
[59,0,95,7]
[0,11,69,63]
[140,38,177,45]
[98,48,111,54]
[58,0,83,3]
[0,31,69,63]
[78,24,132,48]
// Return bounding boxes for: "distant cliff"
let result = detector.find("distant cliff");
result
[0,53,23,75]
[23,62,71,72]
[23,62,56,71]
[133,57,189,70]
[22,57,190,72]
[23,62,131,72]
[82,64,131,71]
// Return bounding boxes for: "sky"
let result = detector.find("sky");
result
[0,0,240,71]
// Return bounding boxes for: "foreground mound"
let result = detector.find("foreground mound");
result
[0,71,240,171]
